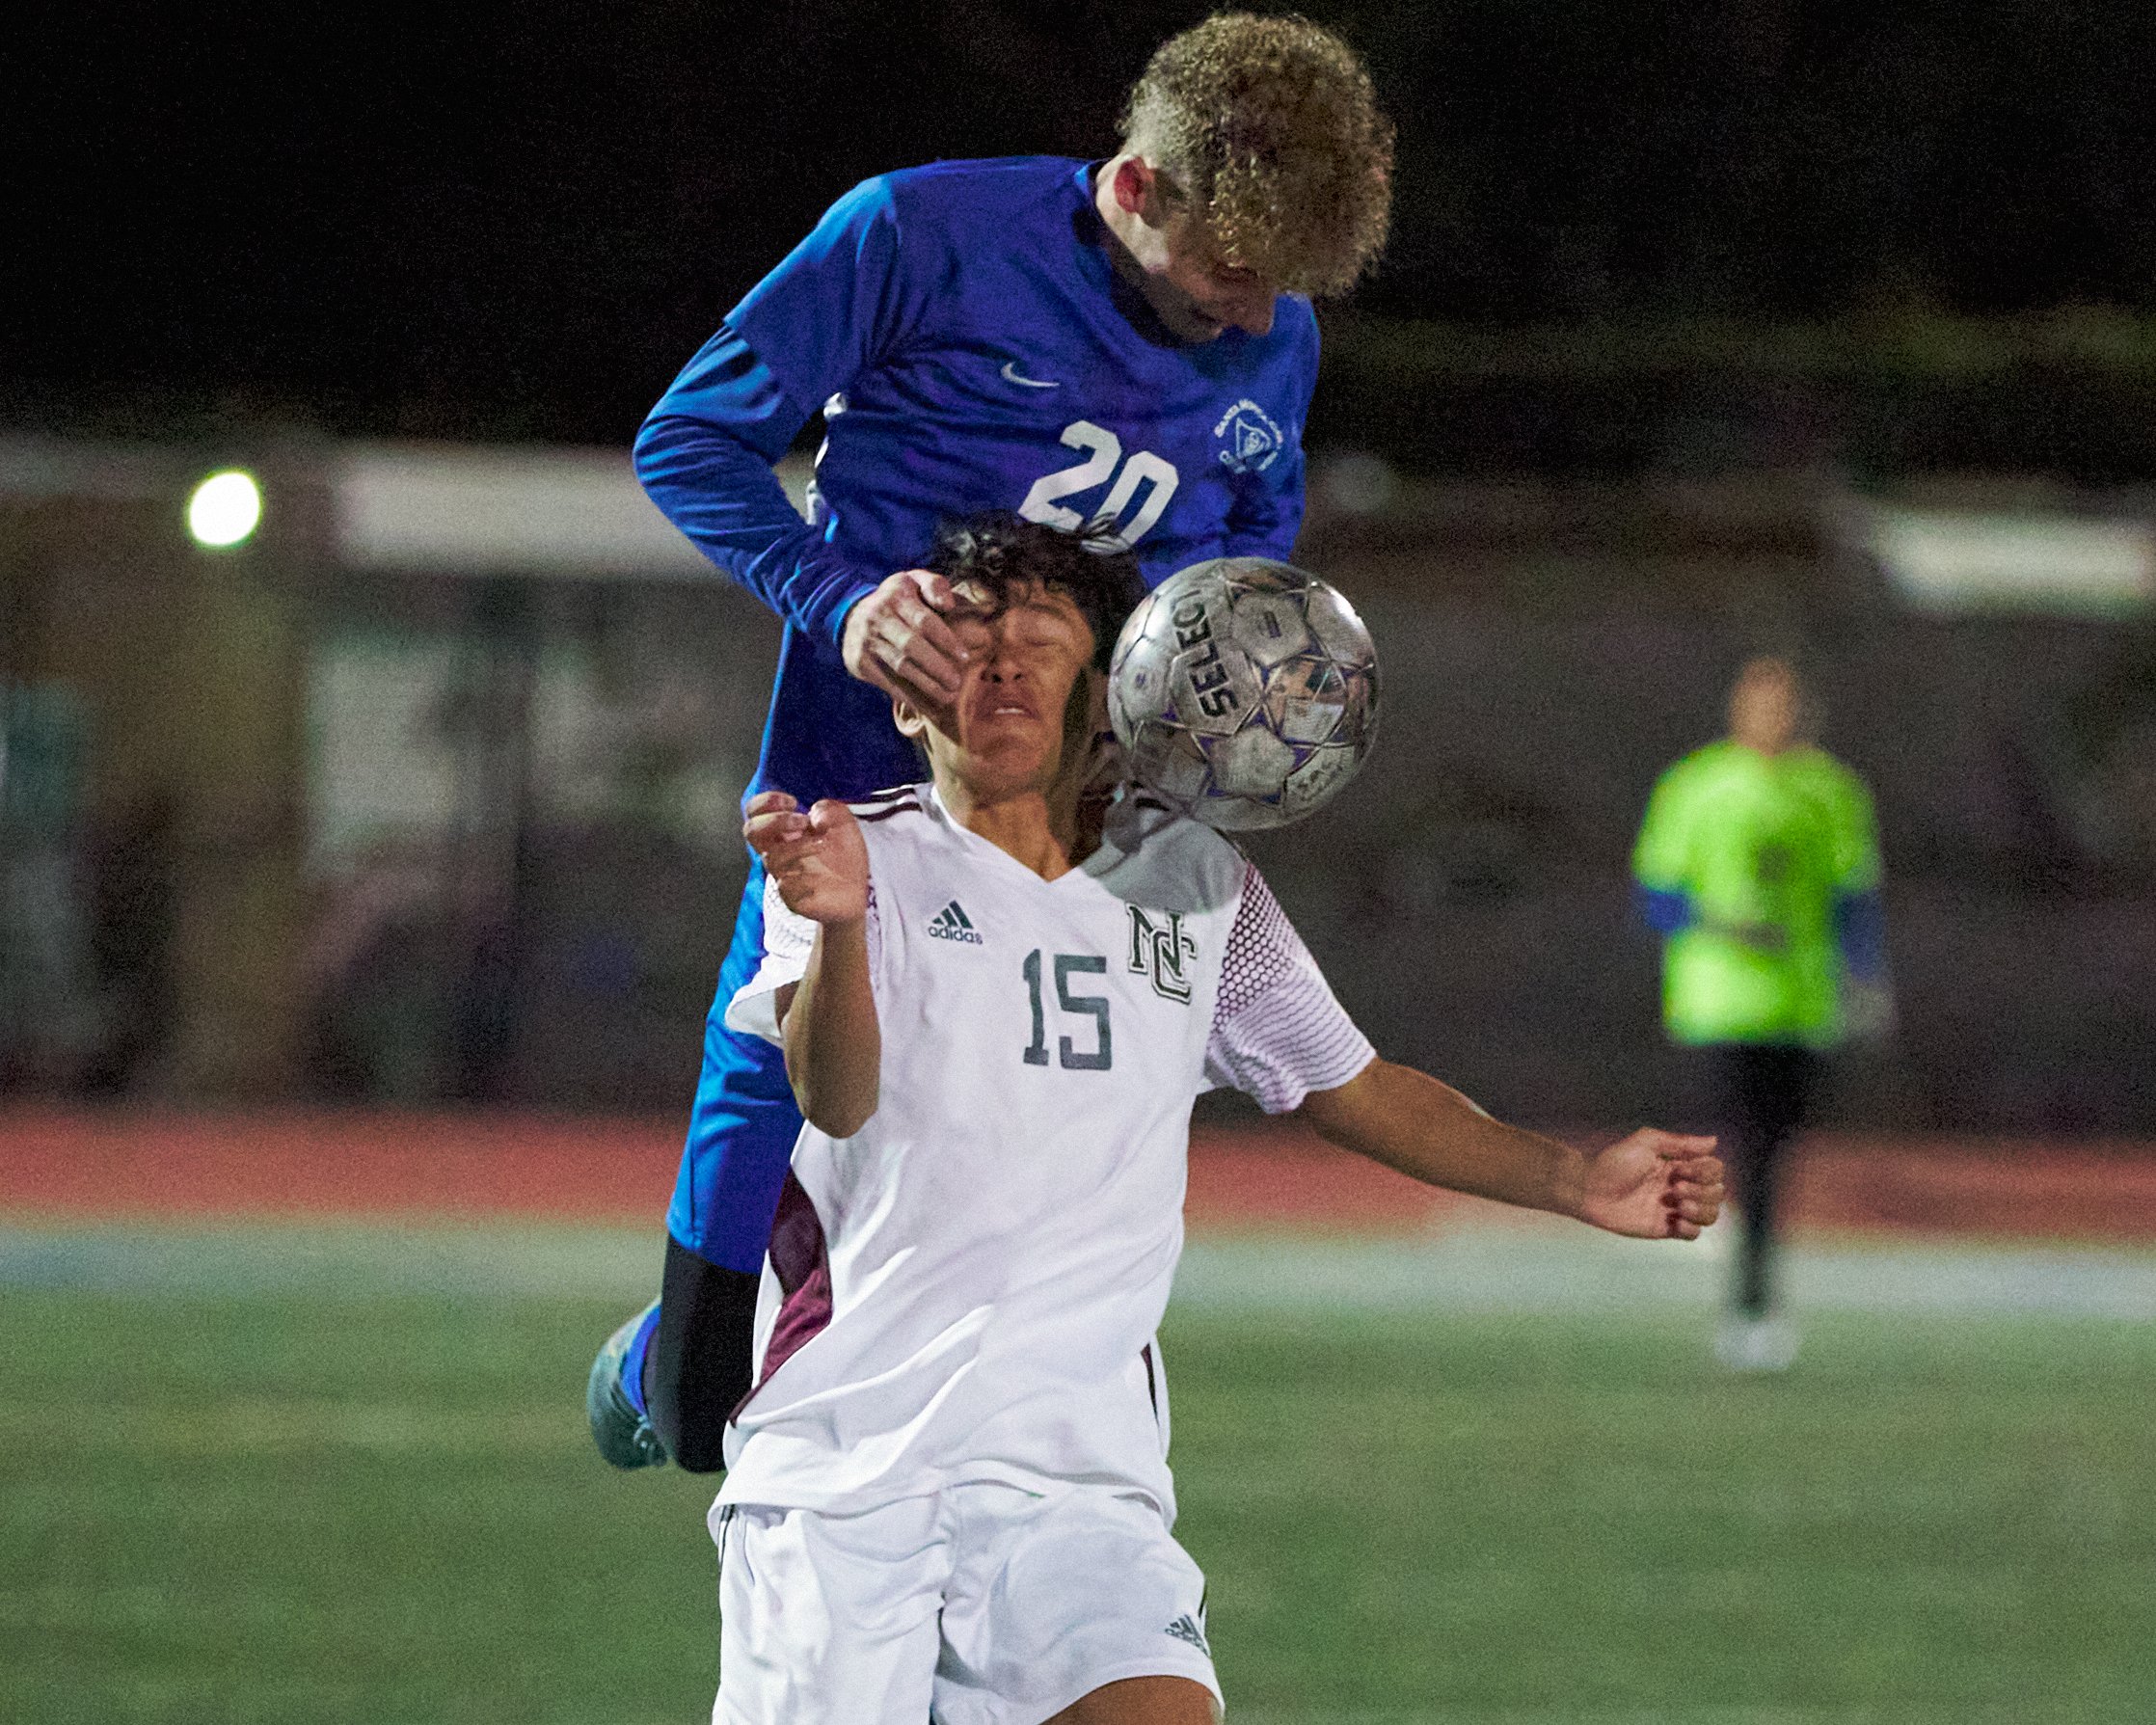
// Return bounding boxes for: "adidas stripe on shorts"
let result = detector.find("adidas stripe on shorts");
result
[714,1481,1219,1725]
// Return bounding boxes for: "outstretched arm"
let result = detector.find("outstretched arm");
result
[633,323,880,647]
[636,174,971,707]
[1296,1060,1722,1240]
[634,331,969,712]
[743,792,880,1137]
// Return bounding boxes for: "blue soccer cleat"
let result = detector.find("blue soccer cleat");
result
[587,1301,668,1469]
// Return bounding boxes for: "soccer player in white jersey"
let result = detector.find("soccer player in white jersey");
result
[715,514,1723,1725]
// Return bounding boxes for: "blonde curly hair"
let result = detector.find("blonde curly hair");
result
[1121,12,1394,298]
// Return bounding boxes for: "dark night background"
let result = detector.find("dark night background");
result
[8,3,2156,1126]
[13,0,2156,462]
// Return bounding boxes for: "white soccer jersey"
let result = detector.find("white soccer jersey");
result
[717,782,1374,1520]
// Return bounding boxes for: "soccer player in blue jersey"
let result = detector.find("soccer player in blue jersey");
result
[589,12,1397,1472]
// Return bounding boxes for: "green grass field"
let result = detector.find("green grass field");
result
[3,1224,2153,1724]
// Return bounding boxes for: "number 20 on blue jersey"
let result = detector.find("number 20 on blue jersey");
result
[1019,420,1178,547]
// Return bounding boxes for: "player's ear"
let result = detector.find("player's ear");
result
[1113,155,1170,226]
[893,695,928,741]
[1079,666,1108,738]
[1061,668,1105,759]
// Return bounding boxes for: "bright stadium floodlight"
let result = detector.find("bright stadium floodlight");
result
[186,470,262,548]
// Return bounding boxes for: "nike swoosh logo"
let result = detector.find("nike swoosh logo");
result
[1001,361,1061,390]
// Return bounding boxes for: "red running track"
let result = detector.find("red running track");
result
[3,1107,2155,1242]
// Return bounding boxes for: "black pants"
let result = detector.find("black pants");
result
[648,1236,763,1473]
[1704,1043,1820,1317]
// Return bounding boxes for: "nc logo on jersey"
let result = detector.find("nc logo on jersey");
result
[1212,398,1284,475]
[1127,905,1199,1005]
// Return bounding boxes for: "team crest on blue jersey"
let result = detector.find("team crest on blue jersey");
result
[1212,398,1284,475]
[1127,905,1199,1004]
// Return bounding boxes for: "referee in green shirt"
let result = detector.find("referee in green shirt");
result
[1633,657,1887,1369]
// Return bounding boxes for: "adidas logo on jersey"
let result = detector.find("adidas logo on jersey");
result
[1164,1612,1211,1657]
[927,900,984,945]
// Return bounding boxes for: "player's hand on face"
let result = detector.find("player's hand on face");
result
[1578,1129,1723,1240]
[743,791,870,926]
[842,568,970,709]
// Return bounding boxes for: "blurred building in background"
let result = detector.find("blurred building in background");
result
[0,439,782,1108]
[2,433,2150,1129]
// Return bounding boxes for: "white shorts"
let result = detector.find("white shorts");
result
[713,1481,1220,1725]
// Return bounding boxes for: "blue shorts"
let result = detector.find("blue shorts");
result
[667,858,805,1273]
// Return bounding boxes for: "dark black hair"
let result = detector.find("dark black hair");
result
[921,511,1146,672]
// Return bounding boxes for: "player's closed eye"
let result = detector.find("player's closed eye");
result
[1007,613,1086,654]
[949,615,998,653]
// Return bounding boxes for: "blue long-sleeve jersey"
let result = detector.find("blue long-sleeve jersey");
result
[635,155,1319,811]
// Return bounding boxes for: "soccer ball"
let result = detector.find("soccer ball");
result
[1107,557,1380,831]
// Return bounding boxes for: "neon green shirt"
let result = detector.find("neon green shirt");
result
[1632,741,1880,1047]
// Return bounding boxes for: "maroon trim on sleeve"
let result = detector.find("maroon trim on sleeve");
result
[737,1172,833,1412]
